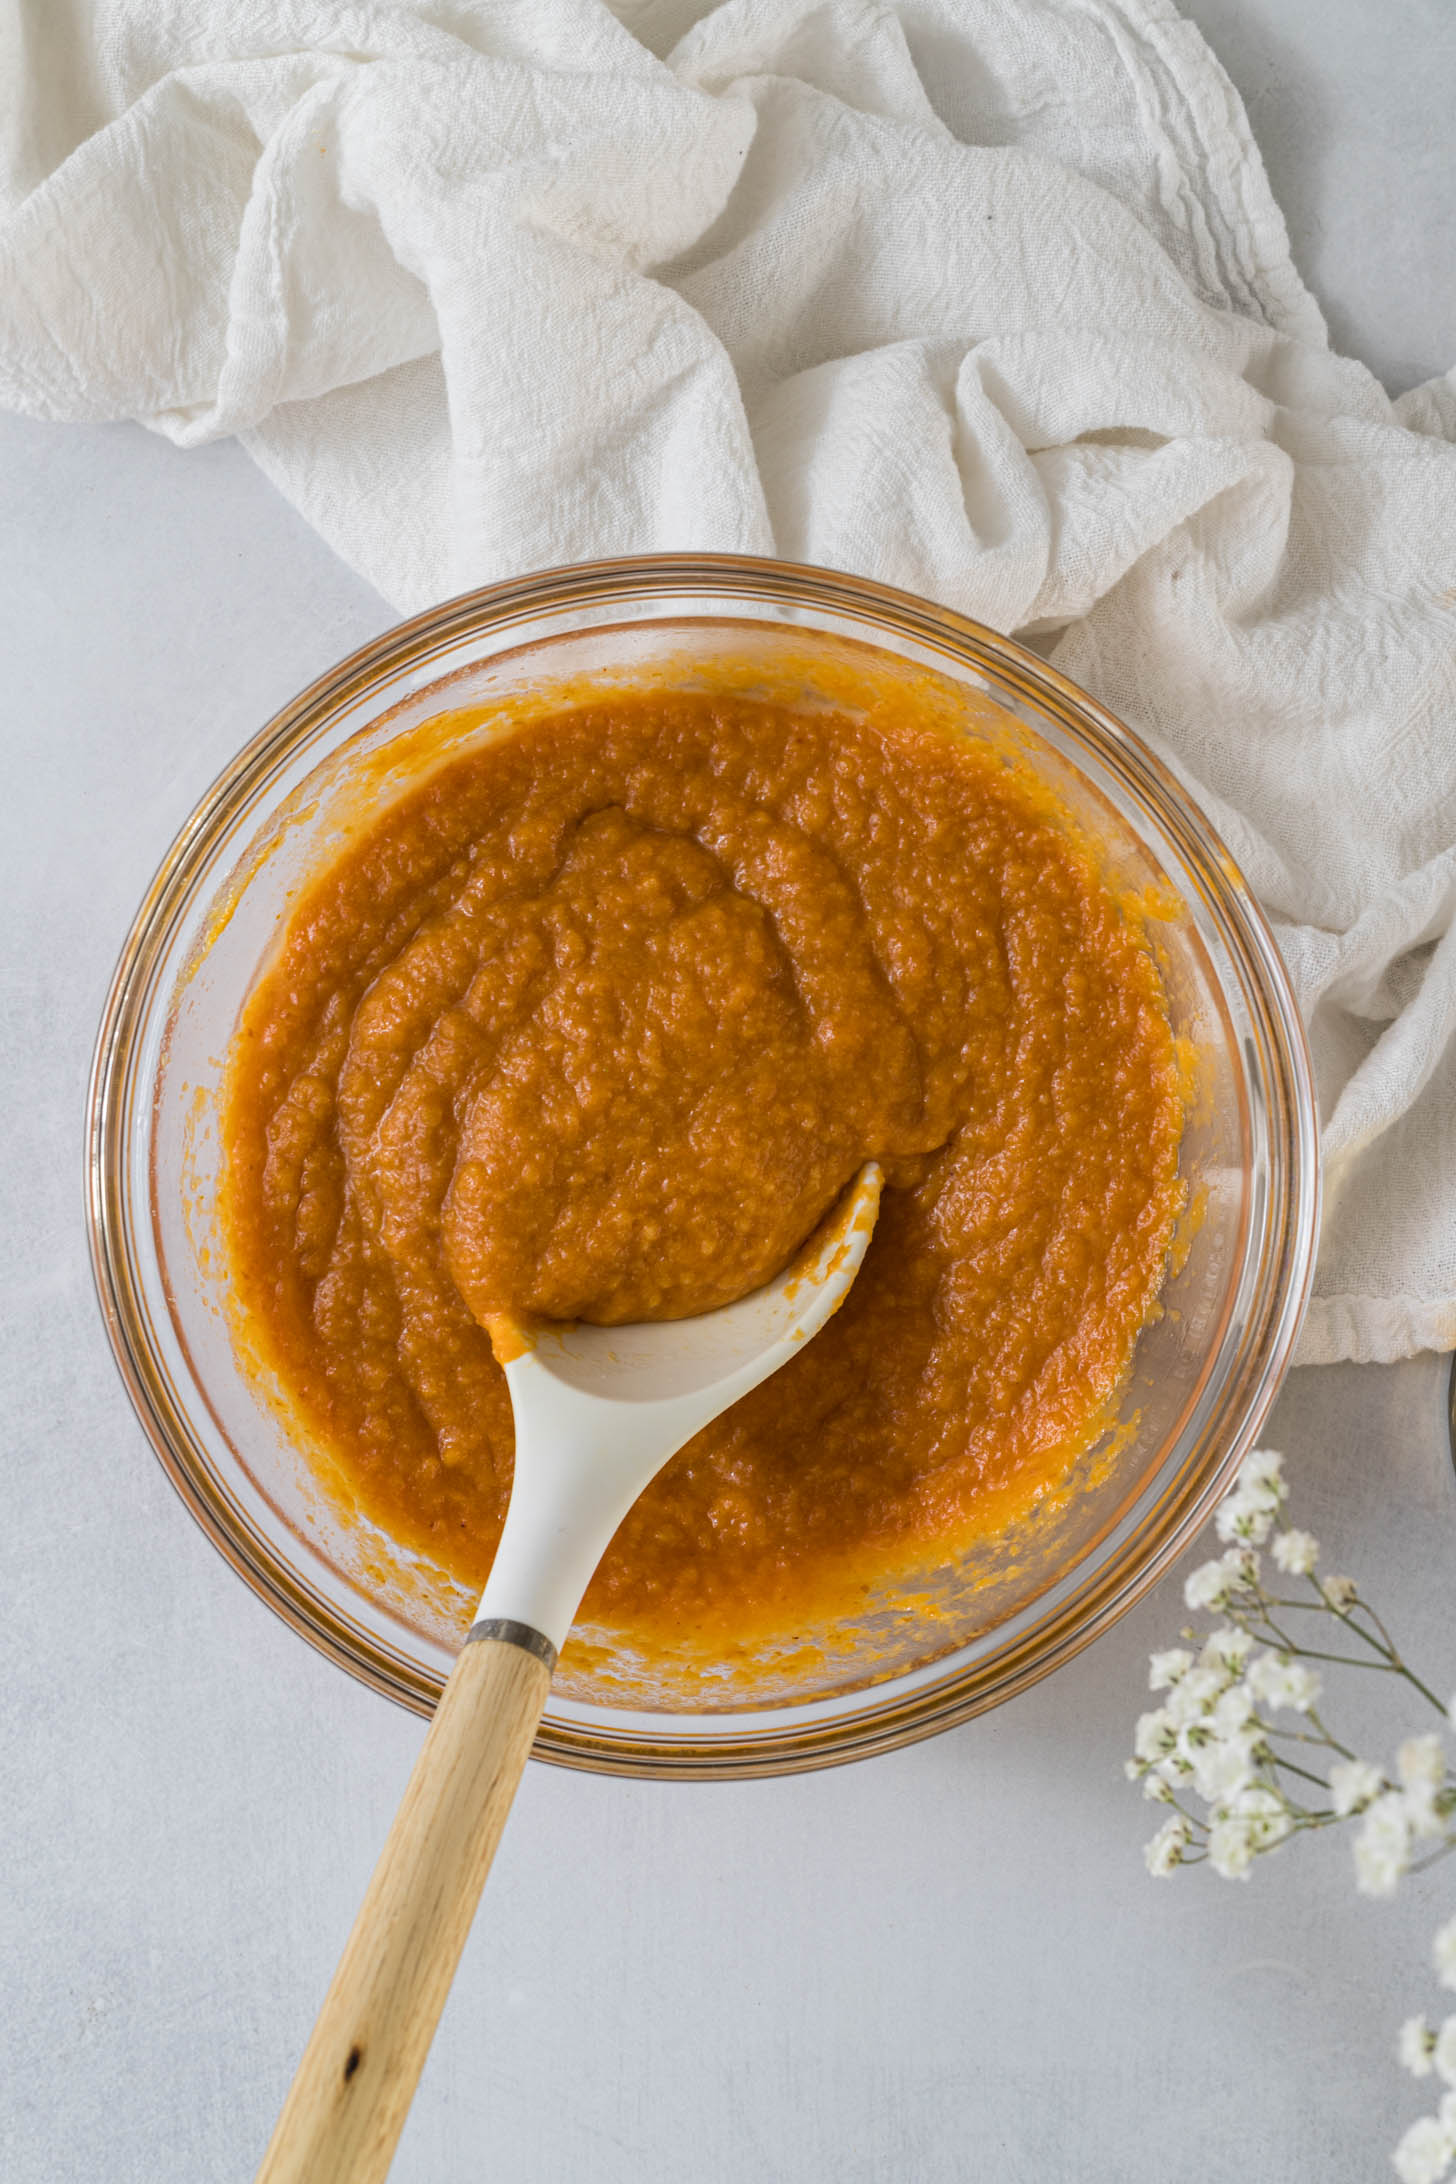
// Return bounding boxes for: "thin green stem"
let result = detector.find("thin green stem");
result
[1298,1592,1449,1715]
[1303,1707,1358,1764]
[1268,1756,1332,1792]
[1323,1598,1400,1664]
[1391,1660,1449,1718]
[1245,1604,1316,1656]
[1347,1596,1398,1654]
[1332,1607,1453,1713]
[1252,1642,1403,1678]
[1406,1839,1456,1878]
[1259,1723,1349,1751]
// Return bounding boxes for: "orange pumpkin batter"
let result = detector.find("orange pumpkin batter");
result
[221,686,1185,1656]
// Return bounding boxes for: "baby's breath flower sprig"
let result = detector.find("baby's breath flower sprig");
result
[1392,1919,1456,2183]
[1126,1449,1456,1892]
[1126,1448,1456,2180]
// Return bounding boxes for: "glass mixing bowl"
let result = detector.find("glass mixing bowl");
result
[87,555,1319,1777]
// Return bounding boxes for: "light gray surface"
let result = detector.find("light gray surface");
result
[2,9,1454,2180]
[1183,0,1456,393]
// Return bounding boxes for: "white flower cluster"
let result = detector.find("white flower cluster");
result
[1395,1920,1456,2184]
[1130,1449,1456,1900]
[1127,1446,1456,2184]
[1354,1738,1456,1900]
[1129,1618,1306,1877]
[1128,1452,1334,1878]
[1212,1446,1286,1545]
[1198,1448,1357,1610]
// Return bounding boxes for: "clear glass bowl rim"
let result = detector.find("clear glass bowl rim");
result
[86,552,1321,1778]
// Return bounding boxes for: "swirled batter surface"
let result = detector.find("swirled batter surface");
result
[222,688,1184,1653]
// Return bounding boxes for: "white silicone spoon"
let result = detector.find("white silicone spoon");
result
[257,1160,883,2184]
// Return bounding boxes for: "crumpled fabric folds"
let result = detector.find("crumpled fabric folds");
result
[4,0,1454,1362]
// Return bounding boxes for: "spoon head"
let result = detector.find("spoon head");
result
[490,1161,882,1418]
[472,1165,883,1649]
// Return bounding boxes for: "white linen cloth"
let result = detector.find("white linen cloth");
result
[2,0,1453,1364]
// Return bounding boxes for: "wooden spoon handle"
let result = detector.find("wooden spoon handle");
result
[255,1624,554,2184]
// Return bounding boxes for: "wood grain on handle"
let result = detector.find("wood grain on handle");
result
[255,1630,552,2184]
